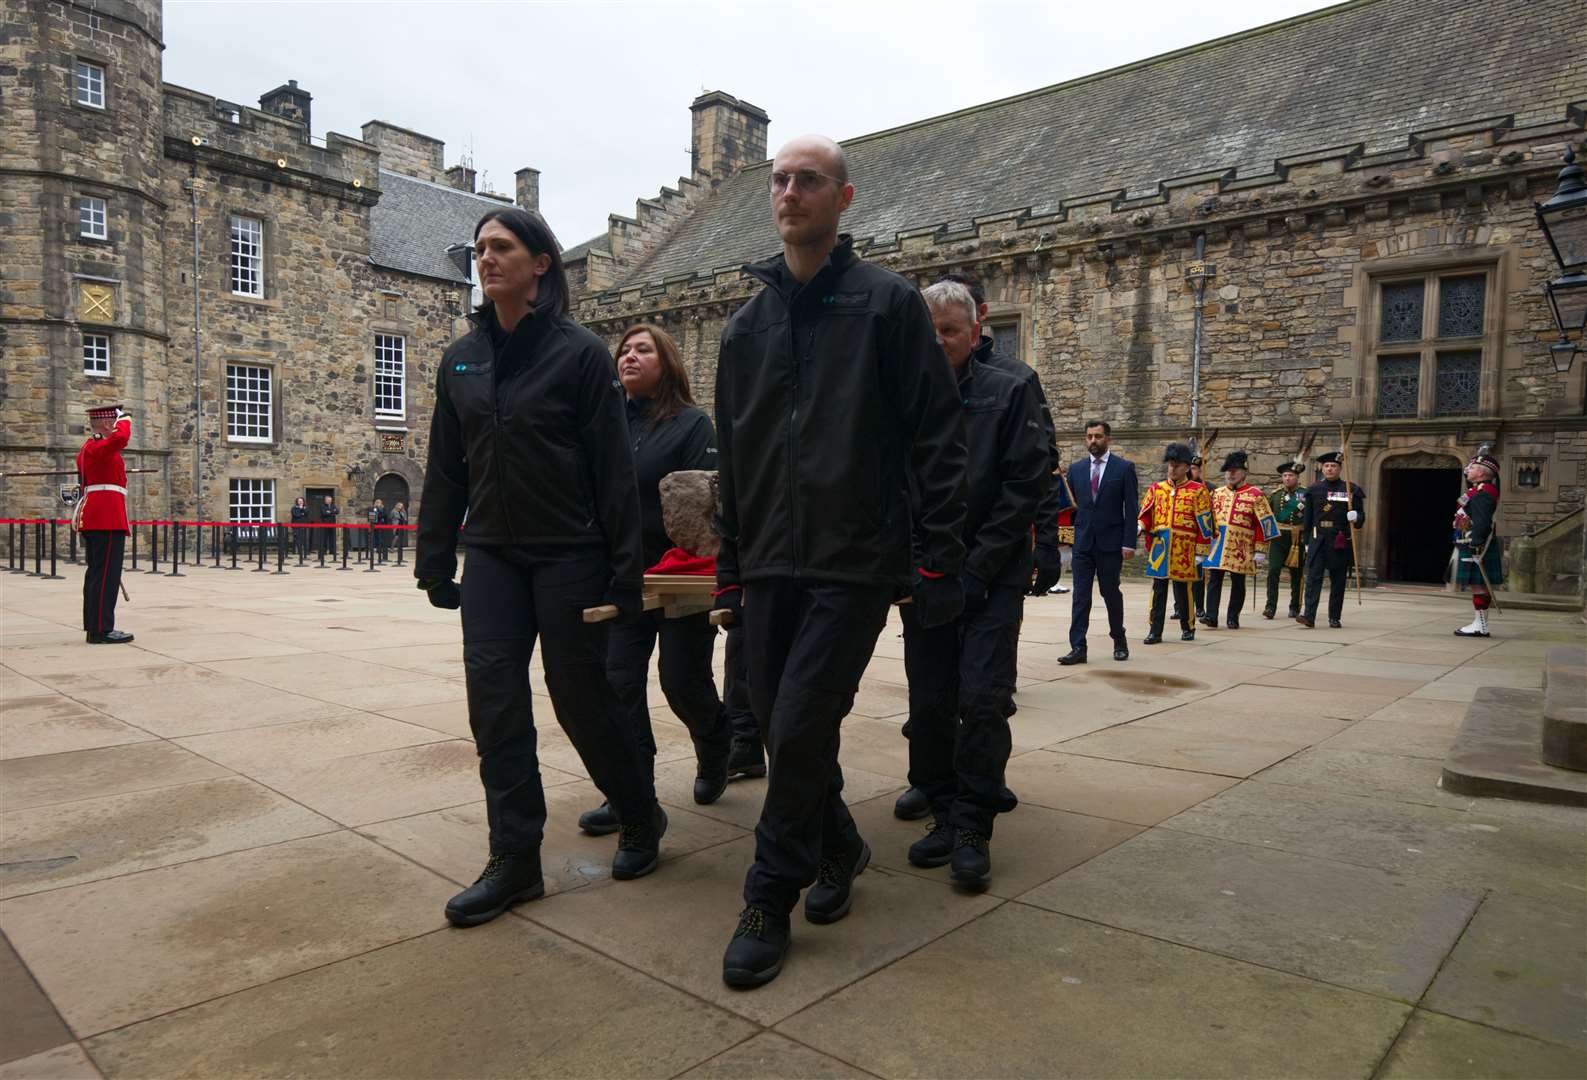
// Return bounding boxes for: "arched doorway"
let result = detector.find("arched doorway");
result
[374,472,410,511]
[1380,452,1463,583]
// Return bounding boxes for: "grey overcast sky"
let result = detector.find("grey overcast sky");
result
[163,0,1338,248]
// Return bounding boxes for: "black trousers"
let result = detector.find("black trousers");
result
[742,578,891,915]
[902,584,1021,835]
[607,609,730,770]
[293,526,310,558]
[82,530,125,634]
[318,527,336,556]
[1305,537,1352,622]
[723,625,759,746]
[1265,533,1303,614]
[1068,548,1125,650]
[1203,569,1246,625]
[460,544,655,855]
[1191,570,1206,615]
[1149,579,1193,635]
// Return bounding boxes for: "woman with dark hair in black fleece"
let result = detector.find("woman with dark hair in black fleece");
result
[577,323,734,837]
[415,207,666,927]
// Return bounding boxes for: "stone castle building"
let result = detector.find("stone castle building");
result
[567,0,1586,590]
[1,0,539,530]
[3,0,1583,591]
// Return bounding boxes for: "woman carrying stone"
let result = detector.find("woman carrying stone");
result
[415,208,665,927]
[577,324,736,836]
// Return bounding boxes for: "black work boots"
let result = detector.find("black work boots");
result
[444,852,545,927]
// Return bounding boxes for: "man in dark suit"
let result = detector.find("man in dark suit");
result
[1059,420,1140,664]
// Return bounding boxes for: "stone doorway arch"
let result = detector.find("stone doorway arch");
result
[1378,450,1464,584]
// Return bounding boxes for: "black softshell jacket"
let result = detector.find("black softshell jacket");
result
[955,358,1051,587]
[628,398,717,568]
[415,304,642,587]
[714,236,967,589]
[977,337,1062,546]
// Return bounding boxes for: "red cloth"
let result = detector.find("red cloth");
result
[75,417,130,533]
[645,547,716,575]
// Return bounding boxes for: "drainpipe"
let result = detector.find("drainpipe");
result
[185,165,204,521]
[1186,234,1215,450]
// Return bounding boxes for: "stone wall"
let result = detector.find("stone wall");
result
[579,121,1587,585]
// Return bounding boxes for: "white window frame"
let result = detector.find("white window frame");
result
[78,196,107,239]
[82,333,110,377]
[228,478,276,523]
[74,60,105,109]
[373,334,406,419]
[229,214,264,298]
[225,363,273,443]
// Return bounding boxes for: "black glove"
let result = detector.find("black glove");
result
[712,585,743,626]
[912,571,965,629]
[1028,543,1061,596]
[418,578,460,610]
[605,578,644,620]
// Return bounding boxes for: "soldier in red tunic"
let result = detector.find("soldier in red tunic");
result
[75,404,133,644]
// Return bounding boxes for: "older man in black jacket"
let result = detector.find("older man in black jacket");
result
[901,280,1047,890]
[714,134,966,989]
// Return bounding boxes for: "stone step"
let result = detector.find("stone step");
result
[1541,646,1587,772]
[1490,591,1585,614]
[1441,687,1587,807]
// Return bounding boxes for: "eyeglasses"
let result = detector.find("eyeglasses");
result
[768,169,843,195]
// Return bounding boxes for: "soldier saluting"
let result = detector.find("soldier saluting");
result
[1262,462,1307,620]
[75,404,134,644]
[1298,450,1365,629]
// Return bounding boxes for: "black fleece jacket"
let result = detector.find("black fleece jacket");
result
[714,235,966,589]
[415,303,642,587]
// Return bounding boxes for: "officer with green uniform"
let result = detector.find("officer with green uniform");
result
[1262,461,1307,620]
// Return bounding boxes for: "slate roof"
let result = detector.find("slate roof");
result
[561,232,611,263]
[620,0,1585,288]
[369,169,508,283]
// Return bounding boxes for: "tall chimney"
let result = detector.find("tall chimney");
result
[515,167,540,213]
[689,91,769,185]
[259,78,312,133]
[445,165,476,193]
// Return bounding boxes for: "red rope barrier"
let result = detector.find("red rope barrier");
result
[0,518,417,530]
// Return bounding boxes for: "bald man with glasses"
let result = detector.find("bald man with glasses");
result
[713,135,967,988]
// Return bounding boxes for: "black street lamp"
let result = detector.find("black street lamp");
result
[1537,146,1587,372]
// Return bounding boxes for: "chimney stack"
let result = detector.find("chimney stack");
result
[445,165,476,193]
[515,167,540,213]
[689,91,769,185]
[259,78,312,133]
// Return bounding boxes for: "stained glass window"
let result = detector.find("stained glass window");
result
[1377,355,1419,418]
[1379,282,1424,342]
[1437,275,1485,338]
[1434,351,1481,416]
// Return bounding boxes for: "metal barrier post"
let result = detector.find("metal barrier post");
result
[254,524,269,572]
[275,522,288,574]
[167,524,183,576]
[146,521,161,574]
[129,520,137,570]
[7,521,16,572]
[15,518,26,573]
[213,525,222,568]
[229,526,240,570]
[339,528,351,571]
[69,524,78,565]
[46,521,62,579]
[364,527,379,573]
[31,521,43,575]
[317,527,327,568]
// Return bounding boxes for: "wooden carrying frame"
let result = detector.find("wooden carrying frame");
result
[582,574,718,623]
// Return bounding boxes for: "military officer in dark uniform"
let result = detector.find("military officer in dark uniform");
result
[1262,462,1307,620]
[1299,451,1365,629]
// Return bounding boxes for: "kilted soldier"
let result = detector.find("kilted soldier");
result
[1138,442,1214,643]
[75,404,133,644]
[1263,463,1307,620]
[1201,451,1279,630]
[1299,450,1365,629]
[1453,449,1503,637]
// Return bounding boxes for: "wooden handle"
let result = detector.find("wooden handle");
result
[709,609,735,627]
[583,605,619,623]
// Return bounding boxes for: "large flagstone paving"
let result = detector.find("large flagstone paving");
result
[1,564,1582,1077]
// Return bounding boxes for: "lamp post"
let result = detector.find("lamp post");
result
[1536,146,1587,372]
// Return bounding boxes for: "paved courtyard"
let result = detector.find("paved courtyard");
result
[2,559,1584,1079]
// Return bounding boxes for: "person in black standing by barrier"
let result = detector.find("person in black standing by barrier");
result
[416,207,664,928]
[290,497,311,560]
[576,323,734,835]
[367,498,388,563]
[713,134,966,988]
[391,501,409,560]
[319,495,338,558]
